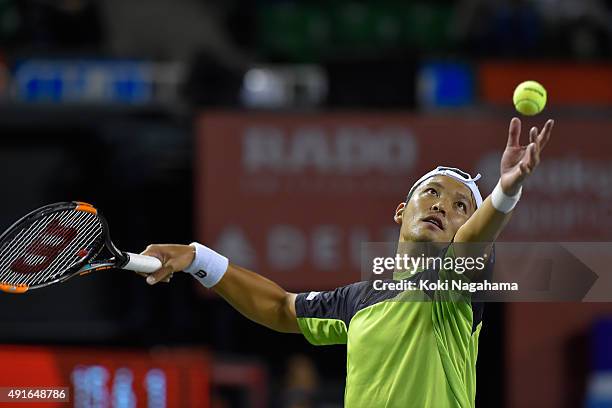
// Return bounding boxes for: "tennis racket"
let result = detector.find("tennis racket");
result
[0,201,161,293]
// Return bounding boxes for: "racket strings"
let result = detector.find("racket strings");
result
[0,210,103,286]
[0,212,65,268]
[20,216,77,262]
[24,215,103,286]
[16,212,89,286]
[25,212,102,285]
[0,211,74,280]
[6,212,100,286]
[9,211,81,277]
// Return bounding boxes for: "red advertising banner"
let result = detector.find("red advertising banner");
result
[196,112,612,291]
[0,346,210,408]
[480,62,612,105]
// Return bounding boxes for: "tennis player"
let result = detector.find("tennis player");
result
[142,117,553,407]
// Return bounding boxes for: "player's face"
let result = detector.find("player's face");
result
[394,176,477,242]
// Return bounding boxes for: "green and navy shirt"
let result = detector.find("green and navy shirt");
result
[295,245,493,408]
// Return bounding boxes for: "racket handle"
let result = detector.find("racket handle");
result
[123,253,162,273]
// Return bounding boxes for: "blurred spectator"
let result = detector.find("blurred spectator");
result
[99,0,249,66]
[535,0,612,58]
[281,354,320,408]
[212,393,232,408]
[454,0,612,58]
[453,0,542,57]
[0,0,20,47]
[19,0,104,52]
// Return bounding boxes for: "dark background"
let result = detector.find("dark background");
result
[0,1,611,407]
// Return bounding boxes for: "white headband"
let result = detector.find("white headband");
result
[406,166,483,208]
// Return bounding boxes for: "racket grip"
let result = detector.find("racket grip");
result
[123,252,162,273]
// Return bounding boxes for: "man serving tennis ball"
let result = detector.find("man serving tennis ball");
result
[142,116,554,407]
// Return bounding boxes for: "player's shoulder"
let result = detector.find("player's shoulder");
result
[298,280,370,306]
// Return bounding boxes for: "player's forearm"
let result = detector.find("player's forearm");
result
[455,175,525,244]
[212,264,300,334]
[454,195,512,244]
[142,243,300,333]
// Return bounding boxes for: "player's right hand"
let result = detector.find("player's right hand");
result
[139,244,196,285]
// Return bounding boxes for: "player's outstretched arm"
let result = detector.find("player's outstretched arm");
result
[455,117,554,244]
[140,244,300,334]
[213,263,300,333]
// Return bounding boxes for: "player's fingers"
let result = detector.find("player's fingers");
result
[521,145,533,169]
[140,245,164,260]
[507,117,521,147]
[140,272,171,282]
[147,264,174,285]
[536,119,552,146]
[537,119,554,150]
[529,127,538,144]
[139,245,167,280]
[529,143,539,167]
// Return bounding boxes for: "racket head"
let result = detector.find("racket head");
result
[0,202,113,293]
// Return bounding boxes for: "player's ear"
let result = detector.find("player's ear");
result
[394,202,406,225]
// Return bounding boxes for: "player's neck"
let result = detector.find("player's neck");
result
[393,241,442,278]
[395,240,441,259]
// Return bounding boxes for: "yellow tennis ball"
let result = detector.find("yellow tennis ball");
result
[513,80,547,116]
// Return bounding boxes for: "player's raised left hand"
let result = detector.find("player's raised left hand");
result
[500,117,554,195]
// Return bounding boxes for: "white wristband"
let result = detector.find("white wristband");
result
[491,180,522,214]
[184,242,229,288]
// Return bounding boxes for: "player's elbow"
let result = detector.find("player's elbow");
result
[270,292,300,334]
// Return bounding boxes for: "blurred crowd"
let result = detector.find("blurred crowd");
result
[1,0,612,62]
[0,2,610,408]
